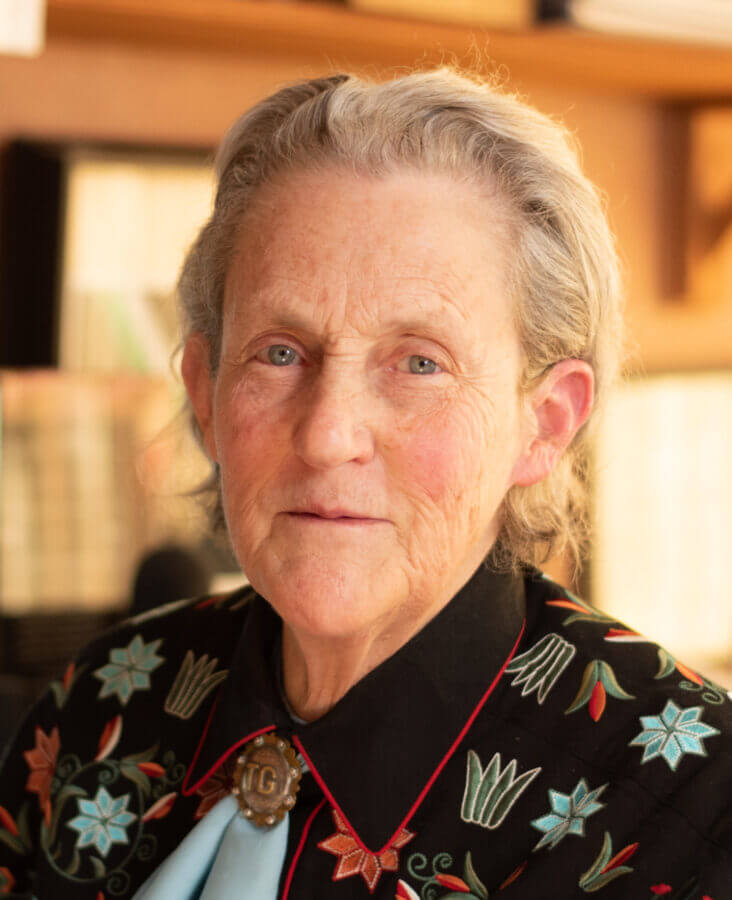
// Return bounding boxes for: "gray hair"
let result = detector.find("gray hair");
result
[177,67,625,578]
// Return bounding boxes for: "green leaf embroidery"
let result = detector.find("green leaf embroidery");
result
[463,851,489,900]
[0,829,26,855]
[461,751,483,820]
[120,763,152,798]
[598,662,634,700]
[655,647,676,679]
[565,662,600,714]
[462,751,541,831]
[473,754,501,820]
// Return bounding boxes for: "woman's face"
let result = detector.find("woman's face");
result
[190,167,532,641]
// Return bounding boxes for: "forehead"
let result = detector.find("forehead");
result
[224,167,516,336]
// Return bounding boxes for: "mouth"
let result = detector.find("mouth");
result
[287,512,385,526]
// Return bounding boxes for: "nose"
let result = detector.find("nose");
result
[292,365,376,470]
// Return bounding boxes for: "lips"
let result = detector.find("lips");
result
[287,513,384,526]
[290,505,373,520]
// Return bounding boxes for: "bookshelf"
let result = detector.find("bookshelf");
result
[44,0,732,100]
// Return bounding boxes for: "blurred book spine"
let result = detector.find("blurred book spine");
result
[540,0,732,46]
[347,0,537,29]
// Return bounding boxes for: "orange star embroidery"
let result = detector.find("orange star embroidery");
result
[318,808,415,893]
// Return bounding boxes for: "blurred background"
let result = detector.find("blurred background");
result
[0,0,730,744]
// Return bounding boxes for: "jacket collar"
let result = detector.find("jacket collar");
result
[183,561,526,853]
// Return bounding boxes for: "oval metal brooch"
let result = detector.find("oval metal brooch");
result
[232,734,302,827]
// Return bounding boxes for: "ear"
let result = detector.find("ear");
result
[181,333,218,462]
[511,359,594,488]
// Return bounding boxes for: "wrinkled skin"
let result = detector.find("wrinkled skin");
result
[183,167,593,718]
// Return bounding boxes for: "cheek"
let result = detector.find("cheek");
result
[213,383,286,504]
[394,395,515,523]
[396,403,490,512]
[399,423,462,507]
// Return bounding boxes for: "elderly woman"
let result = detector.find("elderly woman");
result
[0,69,729,900]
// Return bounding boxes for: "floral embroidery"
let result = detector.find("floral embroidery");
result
[649,877,713,899]
[655,648,727,705]
[95,715,123,762]
[404,851,489,899]
[629,700,720,771]
[23,725,60,826]
[499,861,528,889]
[531,778,607,850]
[67,787,137,858]
[194,586,254,612]
[318,808,414,893]
[579,831,638,892]
[604,627,648,643]
[565,660,634,722]
[546,592,615,626]
[461,750,540,829]
[504,633,576,704]
[93,635,164,706]
[0,867,15,894]
[194,758,235,819]
[32,715,186,892]
[164,651,228,719]
[0,804,31,858]
[141,792,176,822]
[49,662,87,709]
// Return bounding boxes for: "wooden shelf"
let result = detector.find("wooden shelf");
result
[46,0,732,101]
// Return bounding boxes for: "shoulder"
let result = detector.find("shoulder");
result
[80,582,256,667]
[509,570,732,851]
[520,568,732,734]
[0,585,255,896]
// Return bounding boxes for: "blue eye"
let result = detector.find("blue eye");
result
[408,355,439,375]
[266,344,299,366]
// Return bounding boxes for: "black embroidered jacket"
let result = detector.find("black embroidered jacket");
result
[0,565,730,899]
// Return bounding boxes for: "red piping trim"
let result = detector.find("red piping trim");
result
[280,797,327,900]
[181,692,276,796]
[294,616,526,857]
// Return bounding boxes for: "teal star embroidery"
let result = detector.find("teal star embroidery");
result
[67,786,137,857]
[94,634,164,706]
[628,699,720,771]
[531,778,607,850]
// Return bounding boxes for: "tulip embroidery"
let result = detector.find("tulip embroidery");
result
[578,831,638,892]
[460,750,541,829]
[164,651,228,719]
[564,660,634,722]
[504,633,576,704]
[545,591,616,627]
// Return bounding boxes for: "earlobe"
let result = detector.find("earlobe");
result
[181,333,218,462]
[511,359,594,488]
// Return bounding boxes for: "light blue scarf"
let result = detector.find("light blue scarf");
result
[132,794,289,900]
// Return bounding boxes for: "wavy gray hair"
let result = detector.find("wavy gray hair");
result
[177,67,624,578]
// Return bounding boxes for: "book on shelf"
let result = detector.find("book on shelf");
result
[540,0,732,46]
[347,0,538,29]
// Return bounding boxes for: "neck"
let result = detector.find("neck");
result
[281,608,428,722]
[280,550,498,721]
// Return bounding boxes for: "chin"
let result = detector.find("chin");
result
[259,559,394,640]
